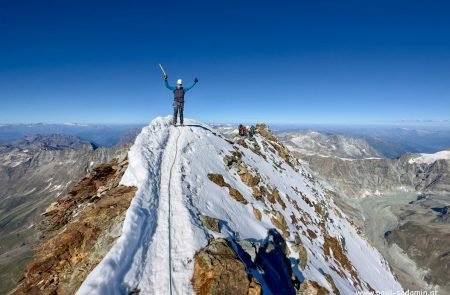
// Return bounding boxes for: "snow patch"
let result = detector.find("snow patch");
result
[408,150,450,164]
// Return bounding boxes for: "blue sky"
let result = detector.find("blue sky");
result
[0,0,449,124]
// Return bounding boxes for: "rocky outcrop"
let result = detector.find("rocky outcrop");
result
[256,124,299,169]
[198,214,221,233]
[192,238,262,295]
[10,155,136,295]
[0,135,127,295]
[293,234,308,270]
[323,233,360,287]
[297,280,329,295]
[207,173,248,204]
[192,229,306,295]
[271,211,289,238]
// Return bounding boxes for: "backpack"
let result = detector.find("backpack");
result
[174,87,185,102]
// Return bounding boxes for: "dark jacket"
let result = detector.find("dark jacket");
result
[165,81,197,103]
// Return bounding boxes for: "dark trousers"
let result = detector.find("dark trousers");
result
[173,102,184,125]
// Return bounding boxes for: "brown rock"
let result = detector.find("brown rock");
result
[237,164,261,187]
[307,229,318,240]
[248,277,262,295]
[324,273,340,295]
[224,150,243,168]
[207,174,248,205]
[297,280,329,295]
[252,187,263,201]
[255,124,297,169]
[323,233,360,287]
[198,214,221,232]
[271,211,289,238]
[293,234,308,270]
[43,202,59,215]
[192,238,261,295]
[266,187,276,204]
[252,207,262,221]
[264,186,286,210]
[272,188,286,210]
[255,124,279,142]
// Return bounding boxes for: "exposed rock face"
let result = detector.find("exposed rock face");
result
[192,238,262,295]
[0,135,127,295]
[10,155,136,295]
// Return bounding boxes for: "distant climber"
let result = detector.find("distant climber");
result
[238,124,248,136]
[164,75,198,126]
[248,125,256,137]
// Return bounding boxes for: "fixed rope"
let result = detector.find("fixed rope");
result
[167,128,180,295]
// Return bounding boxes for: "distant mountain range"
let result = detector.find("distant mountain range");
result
[0,123,144,147]
[215,124,450,158]
[278,131,381,159]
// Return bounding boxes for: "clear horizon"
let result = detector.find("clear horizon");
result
[1,1,449,124]
[2,119,450,130]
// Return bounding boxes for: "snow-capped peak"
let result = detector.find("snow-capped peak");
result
[77,116,402,294]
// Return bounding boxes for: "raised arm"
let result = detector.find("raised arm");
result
[184,78,199,92]
[164,79,176,91]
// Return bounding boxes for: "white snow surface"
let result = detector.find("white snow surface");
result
[408,150,450,164]
[77,116,402,294]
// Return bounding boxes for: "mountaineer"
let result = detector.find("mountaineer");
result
[164,76,198,126]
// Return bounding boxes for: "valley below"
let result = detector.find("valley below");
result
[349,193,450,293]
[279,129,450,293]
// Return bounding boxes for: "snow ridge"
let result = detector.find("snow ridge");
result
[77,117,173,294]
[78,116,402,294]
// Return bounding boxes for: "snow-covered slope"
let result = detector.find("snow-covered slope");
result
[77,116,402,294]
[408,150,450,164]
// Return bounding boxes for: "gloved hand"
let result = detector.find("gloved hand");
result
[194,78,199,83]
[164,75,168,81]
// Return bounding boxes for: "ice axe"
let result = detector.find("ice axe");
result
[158,64,167,80]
